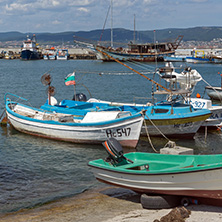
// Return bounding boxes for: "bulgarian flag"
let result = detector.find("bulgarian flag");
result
[65,72,76,86]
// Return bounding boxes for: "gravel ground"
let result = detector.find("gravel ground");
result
[0,187,222,222]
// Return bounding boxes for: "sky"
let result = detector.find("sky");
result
[1,0,222,33]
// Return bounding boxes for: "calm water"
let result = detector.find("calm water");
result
[1,59,222,213]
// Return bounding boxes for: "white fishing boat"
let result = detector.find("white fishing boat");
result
[40,61,211,138]
[163,55,187,62]
[5,93,144,148]
[206,86,222,101]
[56,49,69,60]
[42,96,211,138]
[89,138,222,201]
[211,50,222,63]
[186,49,213,63]
[159,63,222,127]
[43,47,57,60]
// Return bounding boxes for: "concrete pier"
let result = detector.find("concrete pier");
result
[0,48,97,60]
[1,47,222,60]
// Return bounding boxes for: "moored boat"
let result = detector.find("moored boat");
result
[206,86,222,101]
[88,138,222,200]
[56,49,69,60]
[159,63,222,127]
[95,36,183,62]
[20,34,40,60]
[5,93,144,148]
[39,63,211,138]
[4,51,15,60]
[163,55,187,62]
[41,97,211,138]
[186,49,213,63]
[43,47,57,60]
[188,97,222,127]
[74,35,183,62]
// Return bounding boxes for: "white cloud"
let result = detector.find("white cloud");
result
[52,20,62,24]
[5,3,29,12]
[77,7,89,12]
[191,0,208,2]
[143,0,153,3]
[69,0,94,6]
[0,0,221,33]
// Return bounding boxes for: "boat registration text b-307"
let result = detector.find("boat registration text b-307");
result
[106,128,131,138]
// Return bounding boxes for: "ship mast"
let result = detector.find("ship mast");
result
[110,0,113,47]
[134,14,136,44]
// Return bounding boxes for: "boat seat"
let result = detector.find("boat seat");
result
[124,160,181,171]
[14,105,37,117]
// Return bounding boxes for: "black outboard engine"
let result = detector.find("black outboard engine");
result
[184,67,192,72]
[72,93,87,101]
[102,138,133,165]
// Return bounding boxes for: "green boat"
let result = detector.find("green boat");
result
[88,138,222,200]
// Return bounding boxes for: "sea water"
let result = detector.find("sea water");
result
[0,59,222,213]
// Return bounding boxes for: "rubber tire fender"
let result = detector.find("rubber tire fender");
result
[140,194,181,209]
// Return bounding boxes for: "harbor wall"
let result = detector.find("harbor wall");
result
[1,47,222,59]
[0,48,97,59]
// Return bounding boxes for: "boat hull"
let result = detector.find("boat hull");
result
[141,115,208,137]
[95,46,175,62]
[56,56,68,60]
[41,99,211,138]
[6,103,143,148]
[89,153,222,200]
[186,57,213,63]
[43,55,56,60]
[95,169,222,200]
[21,50,40,60]
[164,55,186,62]
[206,86,222,101]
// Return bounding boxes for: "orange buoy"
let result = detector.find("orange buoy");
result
[196,93,201,98]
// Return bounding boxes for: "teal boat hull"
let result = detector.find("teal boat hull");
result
[89,152,222,200]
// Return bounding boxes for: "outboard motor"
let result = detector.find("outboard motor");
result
[184,66,192,72]
[72,93,87,101]
[102,138,133,165]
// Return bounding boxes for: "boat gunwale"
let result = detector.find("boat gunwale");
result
[6,100,143,127]
[88,154,222,175]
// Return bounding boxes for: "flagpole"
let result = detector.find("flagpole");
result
[74,81,76,100]
[48,83,51,105]
[73,71,76,100]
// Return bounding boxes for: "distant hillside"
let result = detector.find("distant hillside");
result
[1,26,222,44]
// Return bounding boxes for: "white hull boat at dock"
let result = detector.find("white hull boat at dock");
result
[189,98,222,127]
[206,86,222,101]
[5,94,144,148]
[42,97,211,139]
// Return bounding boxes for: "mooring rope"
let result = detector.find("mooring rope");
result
[142,112,158,153]
[201,77,222,104]
[141,109,174,153]
[144,112,170,141]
